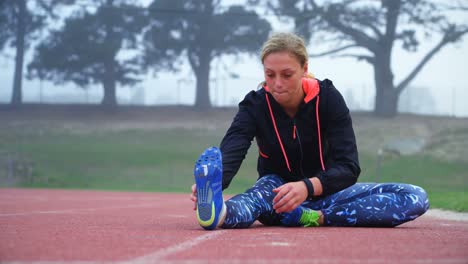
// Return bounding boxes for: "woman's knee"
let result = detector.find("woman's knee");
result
[399,183,430,215]
[253,174,284,190]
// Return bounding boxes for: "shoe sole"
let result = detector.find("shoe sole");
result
[194,147,224,230]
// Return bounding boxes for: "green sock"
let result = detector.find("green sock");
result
[299,209,320,227]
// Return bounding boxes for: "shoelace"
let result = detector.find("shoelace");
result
[299,209,320,227]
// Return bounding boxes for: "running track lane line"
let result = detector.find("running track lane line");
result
[0,203,157,217]
[121,230,227,264]
[2,231,227,264]
[5,258,468,264]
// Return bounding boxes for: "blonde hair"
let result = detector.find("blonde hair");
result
[259,32,314,88]
[261,32,309,68]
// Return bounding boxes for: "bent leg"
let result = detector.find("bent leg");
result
[303,183,429,227]
[221,175,284,228]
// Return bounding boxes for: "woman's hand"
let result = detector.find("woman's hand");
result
[272,181,308,213]
[190,184,197,210]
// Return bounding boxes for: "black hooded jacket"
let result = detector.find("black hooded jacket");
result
[219,78,361,197]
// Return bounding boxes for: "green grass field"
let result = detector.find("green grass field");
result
[0,106,467,212]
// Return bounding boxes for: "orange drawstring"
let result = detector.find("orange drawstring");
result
[265,93,291,172]
[264,87,325,173]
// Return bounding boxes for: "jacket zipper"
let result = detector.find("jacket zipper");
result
[294,119,306,178]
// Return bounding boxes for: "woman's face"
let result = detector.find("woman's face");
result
[263,51,307,107]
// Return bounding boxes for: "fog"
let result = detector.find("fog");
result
[1,0,467,117]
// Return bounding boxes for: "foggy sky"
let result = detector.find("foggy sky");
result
[1,1,467,117]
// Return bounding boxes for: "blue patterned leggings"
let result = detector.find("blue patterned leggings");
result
[221,175,429,228]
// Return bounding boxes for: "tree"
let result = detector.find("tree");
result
[28,0,146,108]
[263,0,468,117]
[0,0,76,107]
[0,0,43,107]
[143,0,271,109]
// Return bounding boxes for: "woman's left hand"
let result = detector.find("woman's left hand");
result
[272,181,308,213]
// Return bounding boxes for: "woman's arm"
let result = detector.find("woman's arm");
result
[316,80,361,197]
[219,91,258,190]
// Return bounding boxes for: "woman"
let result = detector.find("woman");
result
[191,32,429,230]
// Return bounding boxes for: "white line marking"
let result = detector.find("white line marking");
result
[3,261,102,264]
[424,209,468,222]
[122,230,227,264]
[166,214,189,218]
[4,257,468,264]
[0,204,157,217]
[270,242,291,247]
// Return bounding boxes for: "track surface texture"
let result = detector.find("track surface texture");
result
[1,188,467,264]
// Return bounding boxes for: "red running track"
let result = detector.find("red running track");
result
[0,188,467,264]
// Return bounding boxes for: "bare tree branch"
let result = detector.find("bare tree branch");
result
[307,0,379,52]
[439,1,468,11]
[327,19,378,51]
[396,28,468,93]
[366,22,383,38]
[330,53,374,63]
[309,44,359,57]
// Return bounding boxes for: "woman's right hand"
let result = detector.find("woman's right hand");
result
[190,184,197,210]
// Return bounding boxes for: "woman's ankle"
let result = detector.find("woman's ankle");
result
[318,210,324,226]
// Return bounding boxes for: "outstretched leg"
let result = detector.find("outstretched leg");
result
[301,183,430,227]
[221,175,285,228]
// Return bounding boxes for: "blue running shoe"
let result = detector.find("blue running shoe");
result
[281,206,320,227]
[194,147,226,230]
